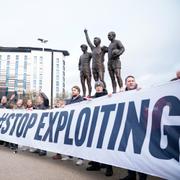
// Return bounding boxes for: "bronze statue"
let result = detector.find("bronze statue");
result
[84,29,106,87]
[78,44,92,97]
[101,45,108,88]
[107,31,125,93]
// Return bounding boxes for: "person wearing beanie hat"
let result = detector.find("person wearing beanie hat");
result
[86,81,113,177]
[93,81,108,98]
[94,80,104,89]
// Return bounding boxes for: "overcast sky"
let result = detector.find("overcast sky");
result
[0,0,180,93]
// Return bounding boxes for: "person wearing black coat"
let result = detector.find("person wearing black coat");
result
[62,86,85,166]
[86,81,113,177]
[65,86,84,105]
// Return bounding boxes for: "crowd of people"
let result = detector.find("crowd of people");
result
[0,70,179,179]
[0,92,49,154]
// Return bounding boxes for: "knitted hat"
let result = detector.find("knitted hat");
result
[94,81,104,89]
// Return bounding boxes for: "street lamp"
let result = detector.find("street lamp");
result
[37,38,48,44]
[37,38,48,54]
[37,38,52,107]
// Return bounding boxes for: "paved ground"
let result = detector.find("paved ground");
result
[0,146,163,180]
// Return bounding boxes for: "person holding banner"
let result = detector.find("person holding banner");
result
[62,86,85,166]
[86,81,113,177]
[65,85,84,105]
[120,75,147,180]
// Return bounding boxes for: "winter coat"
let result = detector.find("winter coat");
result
[66,95,84,105]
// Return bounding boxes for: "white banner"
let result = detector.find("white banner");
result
[0,80,180,179]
